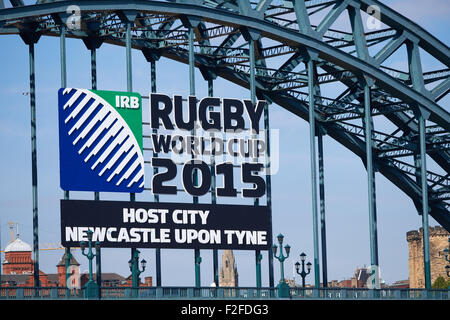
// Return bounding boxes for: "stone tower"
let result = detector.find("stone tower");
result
[219,250,238,287]
[406,226,449,288]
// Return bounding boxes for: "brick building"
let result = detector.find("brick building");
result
[333,267,371,288]
[325,266,391,288]
[1,236,151,288]
[388,280,409,289]
[1,237,55,287]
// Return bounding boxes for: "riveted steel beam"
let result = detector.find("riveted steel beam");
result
[0,1,448,130]
[0,1,448,235]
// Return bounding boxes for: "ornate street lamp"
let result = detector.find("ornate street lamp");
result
[273,233,291,298]
[295,252,312,288]
[128,249,147,297]
[80,229,100,299]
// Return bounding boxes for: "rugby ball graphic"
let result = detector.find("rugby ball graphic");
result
[58,88,144,193]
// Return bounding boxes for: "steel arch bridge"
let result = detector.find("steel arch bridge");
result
[0,0,449,291]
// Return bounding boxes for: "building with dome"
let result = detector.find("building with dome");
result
[1,235,152,288]
[1,236,56,286]
[3,238,33,275]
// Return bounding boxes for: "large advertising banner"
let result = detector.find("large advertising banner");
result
[61,200,272,250]
[58,88,274,250]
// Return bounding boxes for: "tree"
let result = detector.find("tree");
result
[431,276,450,289]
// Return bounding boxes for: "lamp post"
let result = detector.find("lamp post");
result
[256,252,263,288]
[80,230,100,299]
[295,252,312,288]
[272,233,291,298]
[128,249,147,297]
[195,254,202,288]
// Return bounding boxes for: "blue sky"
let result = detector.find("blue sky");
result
[0,0,448,287]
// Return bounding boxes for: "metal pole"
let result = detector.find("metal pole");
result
[125,17,138,288]
[255,251,262,288]
[128,248,138,298]
[249,39,263,288]
[135,251,139,289]
[208,78,214,100]
[195,250,201,288]
[28,42,40,290]
[91,49,97,91]
[188,25,201,288]
[126,20,133,93]
[301,261,306,288]
[248,36,273,288]
[263,99,275,289]
[208,78,219,286]
[189,27,195,99]
[151,60,157,94]
[307,59,320,288]
[418,112,431,289]
[248,40,257,202]
[88,239,93,282]
[131,247,137,288]
[213,250,219,287]
[249,39,256,109]
[90,47,102,297]
[59,24,74,297]
[317,128,328,287]
[60,25,66,88]
[150,59,162,287]
[60,27,68,206]
[280,254,285,283]
[95,244,101,298]
[0,221,2,287]
[364,83,380,288]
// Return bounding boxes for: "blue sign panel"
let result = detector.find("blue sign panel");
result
[58,88,144,193]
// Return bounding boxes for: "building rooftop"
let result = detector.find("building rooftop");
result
[56,252,80,267]
[83,273,127,282]
[4,237,32,253]
[1,274,32,285]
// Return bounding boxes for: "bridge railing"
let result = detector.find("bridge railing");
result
[0,286,448,300]
[0,287,83,299]
[289,287,450,300]
[99,287,278,299]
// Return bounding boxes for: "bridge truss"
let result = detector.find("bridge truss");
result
[0,0,448,291]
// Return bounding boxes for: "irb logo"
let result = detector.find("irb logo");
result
[58,88,144,193]
[116,95,140,109]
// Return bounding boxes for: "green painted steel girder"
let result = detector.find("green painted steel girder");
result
[0,0,448,130]
[0,0,448,229]
[261,90,450,230]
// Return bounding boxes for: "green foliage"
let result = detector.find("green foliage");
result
[431,276,450,289]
